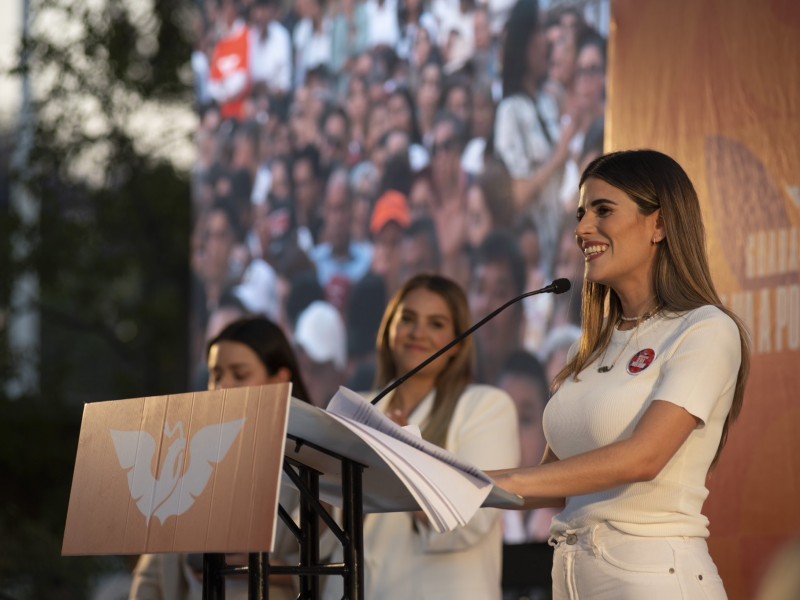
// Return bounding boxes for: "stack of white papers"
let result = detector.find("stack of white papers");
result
[326,387,493,533]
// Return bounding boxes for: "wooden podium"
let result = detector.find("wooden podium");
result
[63,385,521,599]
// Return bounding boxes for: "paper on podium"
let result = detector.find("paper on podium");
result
[324,387,495,533]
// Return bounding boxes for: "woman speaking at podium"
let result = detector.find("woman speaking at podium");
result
[129,316,312,600]
[492,150,750,599]
[325,273,520,599]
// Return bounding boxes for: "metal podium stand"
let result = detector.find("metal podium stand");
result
[201,397,522,600]
[60,388,521,600]
[202,431,367,600]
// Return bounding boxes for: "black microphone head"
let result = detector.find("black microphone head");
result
[551,278,571,294]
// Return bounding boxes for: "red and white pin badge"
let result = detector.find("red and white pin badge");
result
[627,349,656,374]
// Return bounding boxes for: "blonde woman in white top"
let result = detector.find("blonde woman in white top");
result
[324,274,520,600]
[492,149,750,599]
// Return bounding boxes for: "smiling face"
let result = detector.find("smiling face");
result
[388,287,459,381]
[207,340,289,390]
[576,177,663,295]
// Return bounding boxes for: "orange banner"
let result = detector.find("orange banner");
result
[609,1,800,597]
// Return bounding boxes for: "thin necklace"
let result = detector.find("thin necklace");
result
[597,327,635,373]
[619,308,660,322]
[597,307,661,373]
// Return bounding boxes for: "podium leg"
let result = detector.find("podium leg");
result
[282,441,368,600]
[299,467,320,600]
[248,552,269,600]
[341,461,364,600]
[203,553,225,599]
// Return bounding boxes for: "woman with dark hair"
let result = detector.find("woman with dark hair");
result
[130,317,312,599]
[494,0,578,277]
[415,59,444,142]
[344,75,370,157]
[573,31,606,133]
[439,76,472,135]
[324,273,520,600]
[557,30,608,212]
[387,85,424,146]
[492,150,750,599]
[386,85,430,170]
[207,316,313,403]
[396,0,437,61]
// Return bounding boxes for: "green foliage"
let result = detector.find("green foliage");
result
[2,0,195,596]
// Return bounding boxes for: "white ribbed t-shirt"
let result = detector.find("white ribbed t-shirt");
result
[543,305,741,538]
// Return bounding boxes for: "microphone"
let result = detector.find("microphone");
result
[370,278,571,405]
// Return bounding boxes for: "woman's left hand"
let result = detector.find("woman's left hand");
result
[388,408,409,427]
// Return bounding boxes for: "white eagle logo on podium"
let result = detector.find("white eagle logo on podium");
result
[110,419,246,524]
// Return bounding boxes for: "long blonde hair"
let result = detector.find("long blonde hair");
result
[374,274,474,448]
[554,150,750,467]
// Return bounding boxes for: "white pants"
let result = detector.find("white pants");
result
[549,523,727,599]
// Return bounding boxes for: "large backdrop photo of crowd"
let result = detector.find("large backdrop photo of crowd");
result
[188,0,608,548]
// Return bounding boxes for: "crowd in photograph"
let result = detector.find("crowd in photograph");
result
[189,0,607,546]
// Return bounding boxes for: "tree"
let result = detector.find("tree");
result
[1,0,195,596]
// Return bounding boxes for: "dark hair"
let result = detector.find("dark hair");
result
[514,213,539,237]
[380,152,414,197]
[268,154,295,203]
[499,349,549,404]
[502,0,540,98]
[432,110,468,151]
[404,216,442,271]
[576,29,607,67]
[207,316,313,404]
[319,104,351,140]
[217,288,249,314]
[473,231,527,297]
[292,144,323,181]
[228,167,254,212]
[285,270,325,328]
[372,46,399,81]
[306,64,333,87]
[439,75,472,114]
[388,86,423,145]
[208,198,242,241]
[326,167,353,206]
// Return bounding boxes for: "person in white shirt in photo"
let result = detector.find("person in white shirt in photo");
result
[492,149,751,599]
[324,273,520,599]
[248,0,292,99]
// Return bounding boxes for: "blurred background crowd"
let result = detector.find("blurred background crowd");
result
[189,0,608,540]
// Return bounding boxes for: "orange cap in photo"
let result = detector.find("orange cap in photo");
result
[370,190,411,235]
